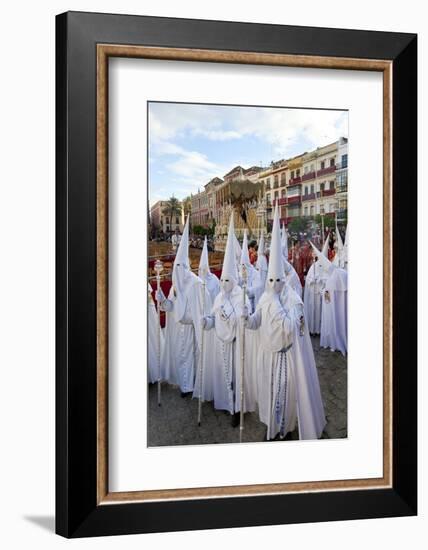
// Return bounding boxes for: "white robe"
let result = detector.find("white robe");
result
[202,286,257,414]
[246,291,296,439]
[284,258,302,298]
[161,273,213,392]
[282,285,326,439]
[203,272,221,304]
[247,287,326,440]
[148,287,164,384]
[304,261,328,334]
[255,253,268,289]
[320,267,348,356]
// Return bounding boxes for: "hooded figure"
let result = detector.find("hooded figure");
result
[148,282,164,384]
[202,213,257,422]
[255,229,268,288]
[321,232,330,258]
[304,241,329,334]
[240,229,263,308]
[157,216,212,394]
[343,225,349,270]
[199,236,220,304]
[245,204,326,440]
[280,225,302,297]
[316,245,348,356]
[283,257,303,298]
[333,221,345,268]
[281,222,289,261]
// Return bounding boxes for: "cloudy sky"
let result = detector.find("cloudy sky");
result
[148,102,348,205]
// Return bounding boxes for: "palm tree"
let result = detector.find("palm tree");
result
[182,196,192,220]
[162,196,182,233]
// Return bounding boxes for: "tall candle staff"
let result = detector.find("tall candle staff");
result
[197,266,208,426]
[239,263,248,443]
[154,259,163,406]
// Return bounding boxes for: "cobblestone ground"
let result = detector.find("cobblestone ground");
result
[148,335,347,446]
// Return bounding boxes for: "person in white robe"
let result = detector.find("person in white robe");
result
[284,257,302,298]
[255,229,268,288]
[148,282,164,384]
[316,247,348,356]
[239,229,263,309]
[333,221,346,268]
[304,242,329,335]
[199,236,220,304]
[280,222,302,297]
[244,204,326,440]
[343,225,349,270]
[157,216,213,395]
[281,222,289,261]
[202,214,257,425]
[171,229,181,251]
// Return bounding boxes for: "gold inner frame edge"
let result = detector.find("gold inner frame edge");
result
[96,44,393,505]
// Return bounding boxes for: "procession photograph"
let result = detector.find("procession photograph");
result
[147,101,348,446]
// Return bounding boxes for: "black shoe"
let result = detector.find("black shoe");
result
[181,391,192,398]
[231,412,240,428]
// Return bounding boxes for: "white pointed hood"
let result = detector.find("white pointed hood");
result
[256,229,268,283]
[258,229,265,257]
[321,232,329,257]
[281,222,288,259]
[335,221,344,254]
[240,229,251,267]
[266,203,285,287]
[198,236,211,278]
[172,215,192,321]
[343,224,349,267]
[221,211,239,284]
[310,240,334,275]
[173,215,190,270]
[233,232,242,266]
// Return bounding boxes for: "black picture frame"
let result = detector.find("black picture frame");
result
[56,11,417,538]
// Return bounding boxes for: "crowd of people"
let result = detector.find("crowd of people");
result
[148,207,348,441]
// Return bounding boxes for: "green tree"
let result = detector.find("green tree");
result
[192,225,208,236]
[314,213,336,231]
[288,217,309,235]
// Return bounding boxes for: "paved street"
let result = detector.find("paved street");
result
[148,335,347,446]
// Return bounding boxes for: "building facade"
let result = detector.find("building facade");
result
[150,200,184,235]
[185,137,348,239]
[335,137,348,223]
[300,141,338,221]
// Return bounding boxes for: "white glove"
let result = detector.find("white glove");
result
[156,289,166,303]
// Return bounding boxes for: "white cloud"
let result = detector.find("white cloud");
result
[149,102,347,157]
[148,102,348,203]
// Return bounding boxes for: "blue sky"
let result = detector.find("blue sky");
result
[148,102,348,205]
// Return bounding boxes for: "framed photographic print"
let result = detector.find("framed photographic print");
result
[56,11,417,538]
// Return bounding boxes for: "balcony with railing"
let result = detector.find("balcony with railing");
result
[321,188,336,197]
[288,176,301,185]
[336,161,348,170]
[301,171,316,182]
[317,165,336,177]
[301,193,316,201]
[287,195,301,205]
[277,197,287,205]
